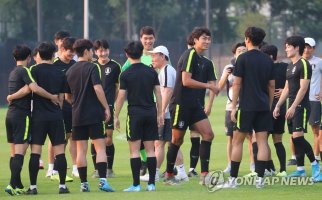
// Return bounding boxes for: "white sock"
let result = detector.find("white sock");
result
[250,163,255,171]
[72,165,78,171]
[315,156,320,160]
[291,155,296,160]
[189,168,195,172]
[30,185,37,190]
[311,160,318,166]
[52,170,58,175]
[100,178,107,181]
[48,164,54,171]
[297,166,305,171]
[176,164,186,174]
[59,184,66,189]
[39,160,44,165]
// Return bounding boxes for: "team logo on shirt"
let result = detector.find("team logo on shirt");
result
[105,67,111,75]
[292,66,296,74]
[178,121,185,128]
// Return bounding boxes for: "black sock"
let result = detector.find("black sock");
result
[303,138,316,163]
[55,154,67,185]
[106,144,115,169]
[12,154,24,188]
[147,157,156,185]
[130,157,141,186]
[9,157,15,187]
[230,161,240,178]
[96,162,107,178]
[292,137,305,167]
[267,160,276,171]
[10,157,13,169]
[255,160,266,178]
[53,158,58,172]
[29,153,40,185]
[320,152,322,162]
[190,137,200,169]
[200,140,211,173]
[78,167,87,183]
[252,142,258,163]
[274,142,286,172]
[91,144,97,170]
[166,143,180,174]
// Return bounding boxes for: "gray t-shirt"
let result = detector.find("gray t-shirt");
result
[159,64,176,119]
[221,64,235,111]
[308,56,322,101]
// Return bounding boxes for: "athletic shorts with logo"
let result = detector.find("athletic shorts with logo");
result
[309,101,321,126]
[287,105,310,133]
[73,122,106,140]
[126,114,158,141]
[31,120,66,145]
[6,113,31,144]
[234,109,272,133]
[105,104,114,130]
[158,119,171,141]
[270,105,286,134]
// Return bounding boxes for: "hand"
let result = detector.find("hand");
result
[231,108,237,123]
[50,94,60,105]
[204,106,211,116]
[274,89,283,98]
[114,117,120,130]
[225,67,233,75]
[105,108,111,122]
[208,83,219,95]
[7,95,12,104]
[315,92,322,101]
[157,113,164,128]
[272,106,280,119]
[285,106,296,120]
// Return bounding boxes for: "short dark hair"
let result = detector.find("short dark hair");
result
[186,33,194,46]
[37,42,56,60]
[190,27,211,41]
[260,44,278,61]
[32,47,38,57]
[73,39,93,57]
[61,37,76,50]
[140,26,155,38]
[12,45,31,61]
[232,42,246,54]
[93,39,110,50]
[54,30,71,40]
[124,41,143,59]
[245,27,266,46]
[285,36,305,56]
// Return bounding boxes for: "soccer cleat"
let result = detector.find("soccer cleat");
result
[287,159,297,166]
[106,169,115,178]
[146,184,156,191]
[80,182,90,192]
[255,177,264,189]
[311,162,320,178]
[5,185,16,196]
[72,170,80,178]
[15,187,27,195]
[163,174,180,185]
[199,173,207,185]
[99,179,115,192]
[220,177,237,189]
[140,161,147,176]
[46,169,53,177]
[243,171,257,177]
[51,174,74,182]
[188,169,199,177]
[92,170,99,178]
[223,166,231,174]
[123,185,141,192]
[26,188,38,195]
[59,187,70,194]
[176,173,189,182]
[313,173,322,182]
[140,174,149,182]
[276,171,287,177]
[288,170,306,177]
[39,160,44,170]
[264,169,271,177]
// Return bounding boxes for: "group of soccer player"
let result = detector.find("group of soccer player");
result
[4,24,322,196]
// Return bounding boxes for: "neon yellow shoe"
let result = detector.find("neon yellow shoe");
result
[15,187,27,195]
[51,174,73,182]
[276,171,287,177]
[243,171,257,177]
[5,185,17,196]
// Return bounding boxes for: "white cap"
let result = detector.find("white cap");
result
[148,45,169,57]
[304,37,316,47]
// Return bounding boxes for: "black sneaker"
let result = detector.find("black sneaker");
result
[59,187,70,194]
[188,170,198,177]
[26,188,38,195]
[140,161,147,176]
[287,159,297,166]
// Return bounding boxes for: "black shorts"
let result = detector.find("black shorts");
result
[158,119,172,141]
[309,101,321,126]
[105,105,114,130]
[225,111,234,136]
[235,110,272,133]
[73,122,106,141]
[170,103,207,131]
[31,120,66,146]
[270,107,286,134]
[126,114,158,141]
[63,107,72,134]
[287,105,310,133]
[6,114,31,144]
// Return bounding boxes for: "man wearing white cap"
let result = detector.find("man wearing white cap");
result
[303,37,322,164]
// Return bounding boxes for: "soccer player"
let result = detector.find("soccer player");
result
[273,36,320,181]
[92,39,121,178]
[54,30,71,58]
[223,27,275,189]
[303,37,322,162]
[217,42,251,174]
[261,44,288,177]
[164,27,217,185]
[5,45,60,195]
[65,39,114,192]
[114,41,162,192]
[26,42,70,194]
[185,34,218,178]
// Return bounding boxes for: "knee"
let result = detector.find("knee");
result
[202,130,214,142]
[106,137,113,146]
[172,136,184,146]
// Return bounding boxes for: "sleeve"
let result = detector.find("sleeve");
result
[91,64,102,85]
[21,67,35,85]
[62,74,70,93]
[269,61,275,80]
[233,55,244,78]
[181,49,198,73]
[153,71,160,86]
[115,62,122,83]
[300,59,312,80]
[121,59,131,72]
[206,60,217,81]
[119,73,127,90]
[166,67,176,88]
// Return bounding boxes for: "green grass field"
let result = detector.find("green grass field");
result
[0,96,321,199]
